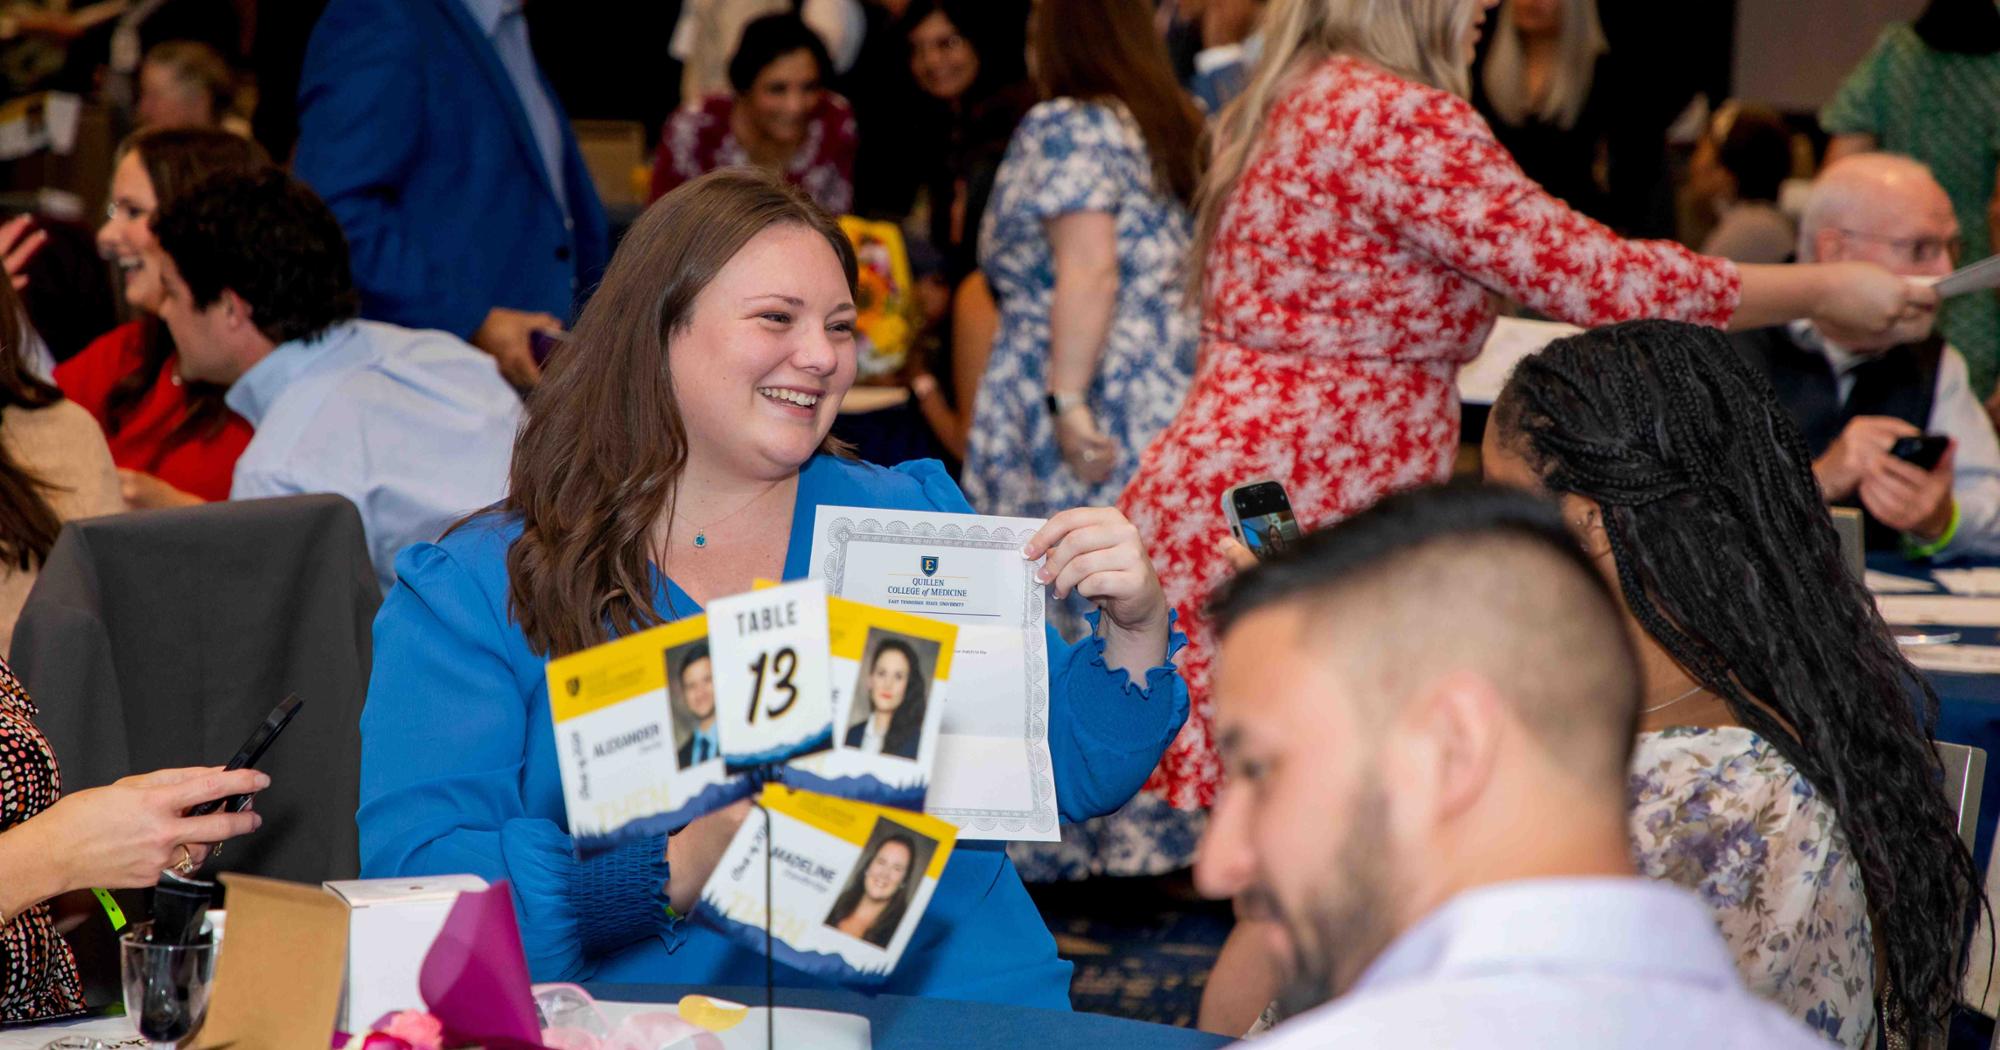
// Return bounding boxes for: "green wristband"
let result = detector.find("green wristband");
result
[91,888,128,932]
[1903,500,1962,561]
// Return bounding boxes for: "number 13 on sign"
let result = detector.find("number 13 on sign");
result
[708,580,835,767]
[746,647,799,723]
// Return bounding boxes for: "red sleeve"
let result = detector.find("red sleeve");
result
[1370,85,1740,329]
[53,321,143,426]
[650,98,728,203]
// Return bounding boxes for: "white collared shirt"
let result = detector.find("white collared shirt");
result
[226,320,522,594]
[857,717,886,755]
[1246,878,1833,1050]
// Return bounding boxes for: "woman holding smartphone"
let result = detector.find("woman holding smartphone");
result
[1118,0,1940,850]
[0,658,266,1021]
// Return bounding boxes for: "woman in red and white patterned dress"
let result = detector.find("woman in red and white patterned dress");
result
[1119,0,1939,835]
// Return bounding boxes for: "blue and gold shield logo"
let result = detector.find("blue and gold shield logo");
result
[920,555,940,576]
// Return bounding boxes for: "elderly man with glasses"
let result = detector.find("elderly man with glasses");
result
[1732,152,2000,560]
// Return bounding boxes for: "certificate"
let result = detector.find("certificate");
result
[809,507,1058,842]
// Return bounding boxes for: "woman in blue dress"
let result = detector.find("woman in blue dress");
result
[962,0,1204,520]
[358,168,1187,1008]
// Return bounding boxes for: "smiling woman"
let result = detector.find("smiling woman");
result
[53,128,265,506]
[650,13,858,213]
[356,167,1190,1005]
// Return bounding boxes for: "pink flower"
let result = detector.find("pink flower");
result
[376,1011,446,1050]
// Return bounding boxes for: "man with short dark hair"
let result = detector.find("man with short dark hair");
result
[1199,484,1827,1048]
[150,168,521,593]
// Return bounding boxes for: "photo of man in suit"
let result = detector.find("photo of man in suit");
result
[670,641,719,770]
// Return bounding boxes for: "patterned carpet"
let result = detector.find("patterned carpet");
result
[1026,873,1235,1029]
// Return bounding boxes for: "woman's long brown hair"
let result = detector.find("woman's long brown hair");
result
[1029,0,1206,205]
[0,278,68,571]
[104,128,268,458]
[500,168,857,658]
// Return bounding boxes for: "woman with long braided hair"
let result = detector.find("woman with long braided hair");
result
[1483,318,1980,1047]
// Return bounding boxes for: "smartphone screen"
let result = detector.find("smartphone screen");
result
[1890,435,1949,471]
[1231,482,1301,557]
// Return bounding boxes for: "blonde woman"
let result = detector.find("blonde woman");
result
[1118,0,1939,909]
[1471,0,1622,224]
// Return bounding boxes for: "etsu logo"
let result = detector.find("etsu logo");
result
[920,555,940,576]
[565,676,581,698]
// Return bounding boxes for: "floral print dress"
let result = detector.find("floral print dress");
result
[1630,726,1875,1049]
[1118,55,1740,829]
[0,657,85,1021]
[963,98,1197,521]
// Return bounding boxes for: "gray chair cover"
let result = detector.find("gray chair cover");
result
[11,494,378,884]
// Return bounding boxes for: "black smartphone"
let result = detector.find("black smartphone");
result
[184,694,301,816]
[1890,435,1950,471]
[1222,479,1302,559]
[529,328,568,368]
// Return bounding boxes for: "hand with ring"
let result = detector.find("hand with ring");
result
[8,767,267,896]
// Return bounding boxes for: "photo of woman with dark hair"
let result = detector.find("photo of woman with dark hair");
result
[825,826,927,949]
[843,635,929,760]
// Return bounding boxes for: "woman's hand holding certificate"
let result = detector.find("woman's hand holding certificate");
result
[1023,507,1171,678]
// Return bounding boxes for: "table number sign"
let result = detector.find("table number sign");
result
[707,579,837,771]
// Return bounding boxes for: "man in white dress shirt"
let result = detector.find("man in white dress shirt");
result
[1733,153,2000,560]
[150,167,521,594]
[1197,484,1828,1049]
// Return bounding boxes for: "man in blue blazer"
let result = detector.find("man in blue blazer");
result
[294,0,610,388]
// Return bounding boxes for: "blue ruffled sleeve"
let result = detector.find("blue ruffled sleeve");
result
[893,460,1190,824]
[1046,610,1188,823]
[358,536,685,982]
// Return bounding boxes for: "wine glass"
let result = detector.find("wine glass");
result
[119,923,216,1049]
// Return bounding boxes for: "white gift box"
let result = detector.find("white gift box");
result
[321,875,489,1030]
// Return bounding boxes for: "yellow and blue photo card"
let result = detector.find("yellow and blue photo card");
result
[697,785,958,985]
[785,596,956,812]
[546,615,751,859]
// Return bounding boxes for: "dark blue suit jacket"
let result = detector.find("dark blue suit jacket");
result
[293,0,610,340]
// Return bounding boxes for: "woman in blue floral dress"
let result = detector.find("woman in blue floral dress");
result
[961,0,1202,521]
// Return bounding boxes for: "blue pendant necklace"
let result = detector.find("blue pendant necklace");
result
[679,483,781,551]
